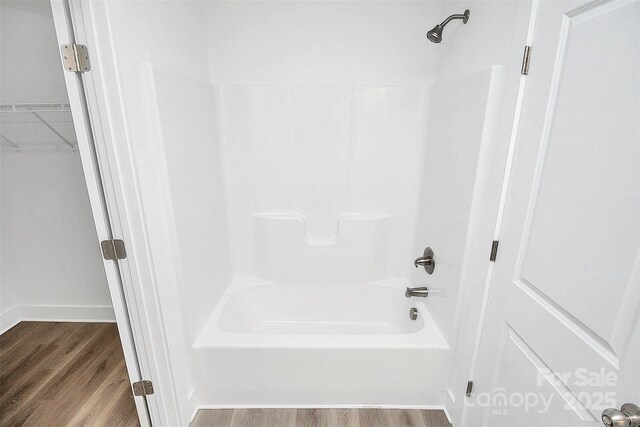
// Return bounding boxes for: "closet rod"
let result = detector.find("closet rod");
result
[0,103,71,112]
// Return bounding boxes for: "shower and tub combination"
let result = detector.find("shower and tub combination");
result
[189,9,472,408]
[140,0,487,411]
[77,0,535,423]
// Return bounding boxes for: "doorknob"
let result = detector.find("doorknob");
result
[602,403,640,427]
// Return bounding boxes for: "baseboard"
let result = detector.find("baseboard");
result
[0,304,116,335]
[0,307,23,335]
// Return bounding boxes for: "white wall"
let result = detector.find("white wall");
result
[0,0,69,104]
[0,0,113,331]
[0,152,113,329]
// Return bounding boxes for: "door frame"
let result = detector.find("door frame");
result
[50,1,180,425]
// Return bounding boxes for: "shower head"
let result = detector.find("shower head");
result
[426,25,444,44]
[427,9,470,44]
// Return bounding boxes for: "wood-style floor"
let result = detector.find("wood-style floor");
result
[191,409,452,427]
[0,321,138,427]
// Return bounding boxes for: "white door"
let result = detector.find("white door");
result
[49,1,152,425]
[464,0,640,426]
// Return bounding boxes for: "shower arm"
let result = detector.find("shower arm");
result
[439,11,469,27]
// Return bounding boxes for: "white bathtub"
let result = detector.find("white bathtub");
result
[193,279,450,406]
[195,279,448,348]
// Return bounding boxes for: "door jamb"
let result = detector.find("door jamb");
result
[50,0,181,425]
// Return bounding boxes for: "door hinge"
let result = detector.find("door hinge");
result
[132,380,154,396]
[466,380,474,397]
[61,44,90,73]
[100,239,127,260]
[490,240,499,261]
[521,45,532,75]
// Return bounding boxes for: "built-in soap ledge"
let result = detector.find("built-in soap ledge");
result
[253,213,390,284]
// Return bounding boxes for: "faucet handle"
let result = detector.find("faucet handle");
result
[414,247,435,274]
[414,258,433,267]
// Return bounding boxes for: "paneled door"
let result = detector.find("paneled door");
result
[463,0,640,426]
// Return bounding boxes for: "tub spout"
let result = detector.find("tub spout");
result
[405,286,429,298]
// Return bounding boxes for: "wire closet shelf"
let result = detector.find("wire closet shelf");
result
[0,103,77,152]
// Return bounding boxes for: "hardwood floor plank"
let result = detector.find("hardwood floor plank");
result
[296,408,360,427]
[296,408,326,427]
[358,409,393,427]
[333,408,360,427]
[19,328,121,426]
[34,324,116,401]
[0,366,54,424]
[0,321,56,356]
[229,408,297,427]
[67,357,131,426]
[0,321,32,354]
[421,409,452,427]
[0,322,68,373]
[382,409,427,426]
[0,322,138,427]
[191,408,235,426]
[0,323,91,394]
[0,323,103,422]
[90,372,138,427]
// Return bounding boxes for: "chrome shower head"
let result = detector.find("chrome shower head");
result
[427,9,470,44]
[426,25,444,43]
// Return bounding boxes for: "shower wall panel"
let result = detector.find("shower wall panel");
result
[147,66,231,339]
[206,2,441,86]
[415,68,503,345]
[217,85,427,281]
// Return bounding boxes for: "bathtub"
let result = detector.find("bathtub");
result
[193,279,450,406]
[195,279,447,348]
